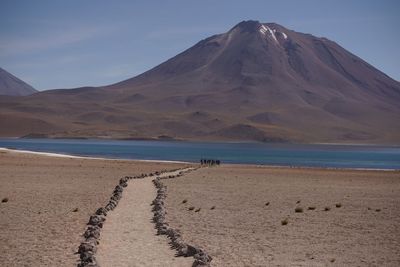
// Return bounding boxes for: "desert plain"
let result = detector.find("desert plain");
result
[163,165,400,266]
[0,149,399,266]
[0,149,190,266]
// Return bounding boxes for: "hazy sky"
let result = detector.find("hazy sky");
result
[1,0,399,90]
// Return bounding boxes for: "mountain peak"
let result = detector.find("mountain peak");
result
[232,20,262,32]
[231,20,289,43]
[0,67,37,96]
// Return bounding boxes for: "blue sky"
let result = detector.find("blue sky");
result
[0,0,399,90]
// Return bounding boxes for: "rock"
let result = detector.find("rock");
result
[119,177,128,187]
[193,259,211,266]
[95,207,107,216]
[185,245,199,256]
[113,185,123,194]
[79,250,95,261]
[84,226,101,239]
[110,194,121,202]
[78,242,97,254]
[177,245,189,256]
[193,249,212,266]
[88,215,105,227]
[78,262,98,267]
[158,225,168,234]
[172,238,186,249]
[105,201,116,211]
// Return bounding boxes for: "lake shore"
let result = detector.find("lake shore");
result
[0,147,192,164]
[1,149,399,266]
[1,138,399,170]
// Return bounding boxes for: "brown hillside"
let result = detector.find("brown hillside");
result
[0,21,399,143]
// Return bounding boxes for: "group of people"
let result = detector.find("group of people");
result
[200,158,221,166]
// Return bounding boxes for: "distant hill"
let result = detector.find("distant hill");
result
[0,68,37,96]
[0,20,399,143]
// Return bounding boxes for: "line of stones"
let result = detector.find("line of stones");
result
[77,170,173,267]
[152,169,213,267]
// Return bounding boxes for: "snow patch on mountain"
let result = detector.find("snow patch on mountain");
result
[259,25,278,43]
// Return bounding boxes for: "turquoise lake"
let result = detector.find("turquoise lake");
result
[0,138,399,170]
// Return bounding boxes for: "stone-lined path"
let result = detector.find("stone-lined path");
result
[96,169,194,267]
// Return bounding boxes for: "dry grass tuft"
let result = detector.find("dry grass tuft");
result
[295,207,304,213]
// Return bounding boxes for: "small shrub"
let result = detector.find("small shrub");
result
[324,207,331,211]
[296,200,301,204]
[182,199,187,204]
[330,258,336,263]
[72,208,79,212]
[295,207,304,213]
[188,206,195,211]
[1,197,8,203]
[195,208,201,212]
[307,206,316,210]
[210,206,216,210]
[335,203,342,208]
[281,218,288,225]
[375,208,381,212]
[265,202,270,206]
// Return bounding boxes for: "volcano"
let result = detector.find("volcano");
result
[0,20,399,143]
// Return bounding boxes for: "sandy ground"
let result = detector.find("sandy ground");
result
[97,168,194,267]
[163,165,400,267]
[0,149,190,266]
